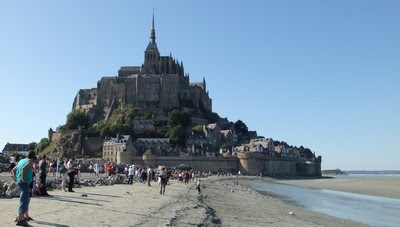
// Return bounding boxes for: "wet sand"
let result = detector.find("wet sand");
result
[275,174,400,199]
[0,176,367,227]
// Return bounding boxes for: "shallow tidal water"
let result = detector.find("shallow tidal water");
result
[247,180,400,227]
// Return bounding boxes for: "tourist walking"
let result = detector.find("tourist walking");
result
[9,154,16,170]
[94,162,99,177]
[196,179,201,194]
[60,158,68,192]
[67,158,76,192]
[147,167,152,186]
[76,162,82,179]
[88,163,93,176]
[50,159,57,177]
[140,168,147,184]
[38,155,51,196]
[11,150,36,226]
[184,171,190,187]
[159,167,168,195]
[128,165,134,185]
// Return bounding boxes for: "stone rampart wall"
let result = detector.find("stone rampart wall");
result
[128,152,321,176]
[83,137,104,158]
[140,155,237,173]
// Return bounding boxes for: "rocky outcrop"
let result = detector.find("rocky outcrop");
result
[0,175,130,198]
[322,169,348,175]
[5,182,20,197]
[42,130,82,158]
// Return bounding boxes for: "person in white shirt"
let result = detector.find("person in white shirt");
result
[147,167,152,186]
[128,166,135,185]
[94,162,99,177]
[9,155,16,170]
[67,158,76,192]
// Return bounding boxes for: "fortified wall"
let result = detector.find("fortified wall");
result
[129,152,321,177]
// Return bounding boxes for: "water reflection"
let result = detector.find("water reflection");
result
[247,180,400,227]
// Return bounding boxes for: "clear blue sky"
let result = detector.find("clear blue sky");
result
[1,0,399,170]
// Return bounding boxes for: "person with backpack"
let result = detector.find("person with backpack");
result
[159,167,168,195]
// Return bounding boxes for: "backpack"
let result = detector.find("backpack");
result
[59,164,66,174]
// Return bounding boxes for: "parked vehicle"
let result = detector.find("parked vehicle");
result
[0,163,11,172]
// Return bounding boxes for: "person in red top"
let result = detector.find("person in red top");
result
[107,165,115,178]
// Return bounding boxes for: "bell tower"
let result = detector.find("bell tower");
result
[143,12,160,74]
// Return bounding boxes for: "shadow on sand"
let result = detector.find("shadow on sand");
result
[35,196,103,207]
[31,220,69,227]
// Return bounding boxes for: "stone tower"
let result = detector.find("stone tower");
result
[72,13,213,121]
[143,13,160,74]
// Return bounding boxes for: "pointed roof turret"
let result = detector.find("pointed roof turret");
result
[150,10,156,44]
[145,11,158,52]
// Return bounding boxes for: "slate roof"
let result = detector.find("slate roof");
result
[136,138,169,144]
[103,135,131,146]
[119,66,141,71]
[2,143,30,152]
[146,42,159,51]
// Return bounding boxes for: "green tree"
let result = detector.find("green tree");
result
[56,125,65,131]
[234,120,248,135]
[36,138,50,152]
[205,111,220,123]
[168,125,187,148]
[97,122,134,138]
[168,109,181,126]
[192,125,204,134]
[66,110,89,129]
[28,142,37,151]
[220,143,229,150]
[168,110,191,128]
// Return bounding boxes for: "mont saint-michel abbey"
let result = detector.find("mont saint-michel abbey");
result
[65,15,321,177]
[73,15,211,120]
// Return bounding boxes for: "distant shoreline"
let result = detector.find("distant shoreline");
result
[273,174,400,199]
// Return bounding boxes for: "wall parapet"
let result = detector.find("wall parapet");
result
[131,151,321,176]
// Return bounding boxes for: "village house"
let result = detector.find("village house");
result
[234,138,278,157]
[102,135,136,164]
[203,123,221,150]
[189,143,215,157]
[1,143,30,156]
[249,137,275,152]
[220,129,239,147]
[134,138,170,156]
[132,120,155,134]
[275,145,295,158]
[186,132,208,147]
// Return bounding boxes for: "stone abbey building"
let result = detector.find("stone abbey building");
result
[73,15,212,121]
[69,15,321,177]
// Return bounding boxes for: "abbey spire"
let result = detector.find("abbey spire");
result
[150,11,156,44]
[144,11,160,73]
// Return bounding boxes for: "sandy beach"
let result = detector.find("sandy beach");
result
[275,174,400,199]
[0,176,368,227]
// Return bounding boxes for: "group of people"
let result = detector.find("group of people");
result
[9,152,204,226]
[9,152,87,226]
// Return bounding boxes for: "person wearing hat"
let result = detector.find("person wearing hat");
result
[11,150,36,226]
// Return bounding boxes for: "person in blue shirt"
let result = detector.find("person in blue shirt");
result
[11,150,36,226]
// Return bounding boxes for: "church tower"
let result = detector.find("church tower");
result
[143,12,160,74]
